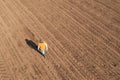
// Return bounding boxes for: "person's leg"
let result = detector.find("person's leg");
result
[41,50,45,55]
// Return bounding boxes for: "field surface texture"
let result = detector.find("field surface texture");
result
[0,0,120,80]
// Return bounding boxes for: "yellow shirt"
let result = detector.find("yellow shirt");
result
[37,41,46,50]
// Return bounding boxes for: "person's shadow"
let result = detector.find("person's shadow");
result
[25,39,45,57]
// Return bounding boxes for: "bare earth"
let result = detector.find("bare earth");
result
[0,0,120,80]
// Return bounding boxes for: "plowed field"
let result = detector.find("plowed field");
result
[0,0,120,80]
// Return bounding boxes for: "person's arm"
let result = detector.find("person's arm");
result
[38,46,40,50]
[45,43,48,51]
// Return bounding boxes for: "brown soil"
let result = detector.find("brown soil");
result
[0,0,120,80]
